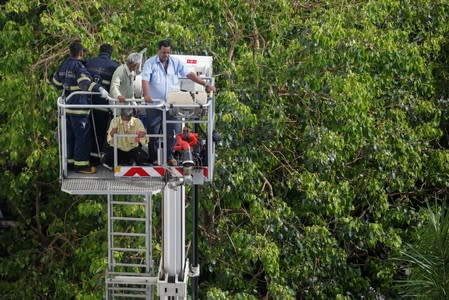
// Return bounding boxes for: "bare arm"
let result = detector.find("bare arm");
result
[186,72,216,93]
[110,127,118,137]
[142,79,152,102]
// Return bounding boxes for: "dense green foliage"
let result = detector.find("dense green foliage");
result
[394,204,449,299]
[1,0,449,299]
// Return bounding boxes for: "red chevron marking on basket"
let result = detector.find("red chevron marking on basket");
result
[123,167,150,177]
[175,167,184,176]
[153,167,165,176]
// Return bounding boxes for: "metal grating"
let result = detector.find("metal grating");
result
[61,178,165,195]
[61,165,165,195]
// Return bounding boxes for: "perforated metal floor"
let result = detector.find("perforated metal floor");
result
[61,166,165,195]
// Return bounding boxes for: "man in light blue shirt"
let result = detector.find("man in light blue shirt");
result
[141,39,215,166]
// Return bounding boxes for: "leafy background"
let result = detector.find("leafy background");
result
[1,0,449,299]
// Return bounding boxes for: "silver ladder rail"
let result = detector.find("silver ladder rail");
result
[106,193,157,299]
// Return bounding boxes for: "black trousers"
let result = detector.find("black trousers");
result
[90,109,112,164]
[102,144,149,166]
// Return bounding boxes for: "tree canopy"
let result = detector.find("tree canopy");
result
[1,0,449,299]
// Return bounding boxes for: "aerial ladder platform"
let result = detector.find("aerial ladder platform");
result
[57,54,215,299]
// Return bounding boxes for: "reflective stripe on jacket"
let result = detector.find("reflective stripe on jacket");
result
[52,57,102,112]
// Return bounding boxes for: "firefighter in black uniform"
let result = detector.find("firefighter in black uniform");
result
[86,44,120,164]
[52,41,110,174]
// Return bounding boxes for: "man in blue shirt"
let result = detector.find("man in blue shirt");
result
[141,39,215,166]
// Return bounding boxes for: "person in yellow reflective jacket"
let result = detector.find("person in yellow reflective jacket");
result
[52,41,110,174]
[101,108,149,170]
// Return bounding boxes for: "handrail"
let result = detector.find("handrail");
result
[167,102,211,108]
[57,95,165,110]
[57,92,211,110]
